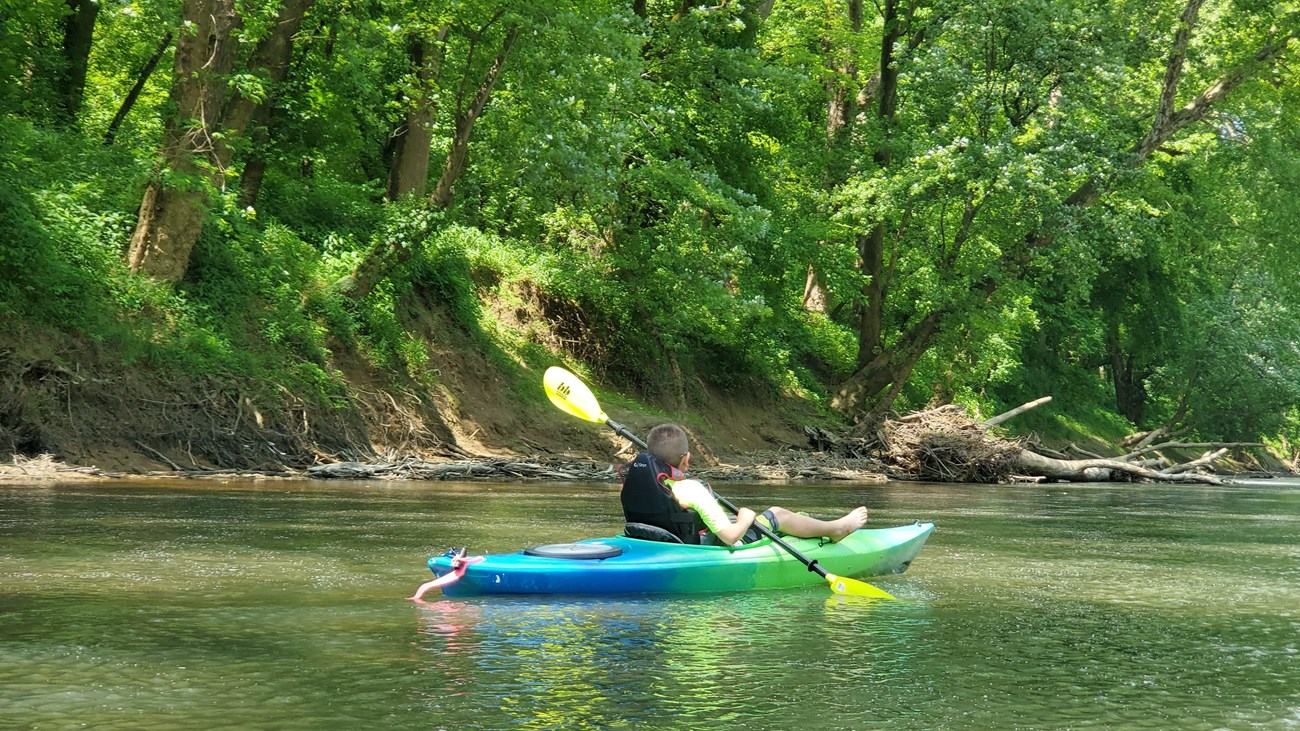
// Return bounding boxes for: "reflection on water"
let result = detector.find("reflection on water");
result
[2,479,1299,729]
[412,590,926,730]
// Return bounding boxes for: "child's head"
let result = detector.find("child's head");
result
[647,423,690,467]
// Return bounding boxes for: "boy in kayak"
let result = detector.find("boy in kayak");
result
[621,423,869,546]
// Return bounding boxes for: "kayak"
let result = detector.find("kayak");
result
[425,521,934,597]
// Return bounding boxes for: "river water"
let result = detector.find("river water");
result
[1,477,1297,730]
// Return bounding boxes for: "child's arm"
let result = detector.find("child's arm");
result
[671,479,753,546]
[714,506,756,545]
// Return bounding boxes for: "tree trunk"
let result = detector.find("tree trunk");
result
[982,396,1052,428]
[854,0,900,369]
[56,0,100,126]
[217,0,313,176]
[802,264,828,313]
[857,227,886,366]
[428,27,519,209]
[104,33,173,145]
[128,0,315,277]
[128,182,211,280]
[233,0,316,207]
[126,0,240,283]
[386,28,449,201]
[812,0,890,377]
[340,26,519,301]
[235,141,270,209]
[1108,331,1148,424]
[833,309,942,420]
[1107,345,1149,421]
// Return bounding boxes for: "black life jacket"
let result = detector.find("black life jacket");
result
[620,451,707,544]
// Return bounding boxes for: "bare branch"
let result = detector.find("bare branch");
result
[982,396,1052,428]
[1161,448,1228,475]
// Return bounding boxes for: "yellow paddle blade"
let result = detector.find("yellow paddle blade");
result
[544,366,608,424]
[825,572,895,599]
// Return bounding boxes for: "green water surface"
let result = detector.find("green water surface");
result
[2,478,1297,730]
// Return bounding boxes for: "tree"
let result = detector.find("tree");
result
[126,0,240,282]
[339,7,519,300]
[128,0,314,282]
[55,0,101,126]
[384,26,449,201]
[826,0,1299,427]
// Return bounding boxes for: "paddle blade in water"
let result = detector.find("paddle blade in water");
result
[544,367,607,424]
[825,572,895,599]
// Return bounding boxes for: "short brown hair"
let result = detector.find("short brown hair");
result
[647,423,689,465]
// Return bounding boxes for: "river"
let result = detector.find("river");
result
[2,477,1297,730]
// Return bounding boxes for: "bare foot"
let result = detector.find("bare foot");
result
[828,506,869,542]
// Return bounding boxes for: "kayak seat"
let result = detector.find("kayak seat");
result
[623,522,684,544]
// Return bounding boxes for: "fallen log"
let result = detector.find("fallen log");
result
[1122,441,1265,461]
[1066,442,1105,460]
[1013,449,1225,484]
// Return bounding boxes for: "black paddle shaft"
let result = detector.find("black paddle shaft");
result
[608,419,649,452]
[711,493,829,579]
[605,419,828,579]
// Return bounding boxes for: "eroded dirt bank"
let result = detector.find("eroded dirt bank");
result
[4,313,1292,486]
[1,314,839,483]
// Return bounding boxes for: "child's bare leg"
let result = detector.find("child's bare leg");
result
[767,506,868,541]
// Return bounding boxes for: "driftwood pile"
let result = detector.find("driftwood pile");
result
[808,397,1270,485]
[0,453,107,483]
[306,456,617,481]
[885,407,1025,482]
[806,405,1024,483]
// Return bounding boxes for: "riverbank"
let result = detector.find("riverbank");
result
[0,449,895,485]
[2,310,851,480]
[5,296,1294,485]
[8,448,1293,487]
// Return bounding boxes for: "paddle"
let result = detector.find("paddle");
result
[543,366,894,599]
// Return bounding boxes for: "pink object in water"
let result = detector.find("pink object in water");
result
[410,549,483,602]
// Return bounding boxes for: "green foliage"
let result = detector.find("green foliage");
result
[0,119,131,328]
[2,0,1298,451]
[0,0,65,121]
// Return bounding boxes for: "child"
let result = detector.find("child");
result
[621,423,868,546]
